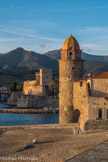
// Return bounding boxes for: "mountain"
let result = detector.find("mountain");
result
[0,48,59,73]
[82,52,108,63]
[0,47,108,86]
[44,50,108,63]
[44,49,108,75]
[0,48,59,86]
[44,50,61,61]
[84,60,108,74]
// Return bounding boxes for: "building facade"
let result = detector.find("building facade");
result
[59,35,108,130]
[73,73,108,130]
[17,69,58,108]
[23,69,52,96]
[0,87,9,102]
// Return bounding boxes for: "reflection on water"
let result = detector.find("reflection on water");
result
[0,113,59,126]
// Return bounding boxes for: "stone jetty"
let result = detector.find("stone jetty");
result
[0,108,59,114]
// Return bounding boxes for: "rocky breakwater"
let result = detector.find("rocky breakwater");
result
[0,108,59,114]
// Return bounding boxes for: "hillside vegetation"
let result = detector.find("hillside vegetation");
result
[0,48,108,86]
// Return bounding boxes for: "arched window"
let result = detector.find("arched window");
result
[69,52,72,59]
[98,109,102,119]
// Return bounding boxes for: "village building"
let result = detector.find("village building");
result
[59,35,108,130]
[17,69,59,108]
[23,69,52,96]
[0,87,9,102]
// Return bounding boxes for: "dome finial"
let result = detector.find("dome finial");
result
[62,35,80,50]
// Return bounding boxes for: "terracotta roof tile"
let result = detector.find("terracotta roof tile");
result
[92,72,108,79]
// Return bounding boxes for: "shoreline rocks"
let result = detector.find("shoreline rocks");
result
[0,108,59,114]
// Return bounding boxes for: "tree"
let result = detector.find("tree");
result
[48,80,58,97]
[9,82,17,95]
[17,83,23,91]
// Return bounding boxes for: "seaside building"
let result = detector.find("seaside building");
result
[59,35,108,130]
[23,69,52,96]
[0,87,9,102]
[17,69,58,108]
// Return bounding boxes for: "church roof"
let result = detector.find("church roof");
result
[62,35,80,50]
[92,72,108,79]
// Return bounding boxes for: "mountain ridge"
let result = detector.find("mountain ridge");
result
[0,47,108,86]
[0,47,59,72]
[44,49,108,63]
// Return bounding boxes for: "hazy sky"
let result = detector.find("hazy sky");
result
[0,0,108,55]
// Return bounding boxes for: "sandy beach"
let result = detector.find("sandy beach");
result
[0,124,108,162]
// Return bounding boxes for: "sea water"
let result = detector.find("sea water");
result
[0,113,59,126]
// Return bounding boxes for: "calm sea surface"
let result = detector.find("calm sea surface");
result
[0,113,59,126]
[0,104,59,126]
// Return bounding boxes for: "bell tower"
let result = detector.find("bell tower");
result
[59,35,84,123]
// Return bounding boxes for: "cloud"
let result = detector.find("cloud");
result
[10,5,13,8]
[0,37,23,43]
[82,47,92,53]
[66,26,108,55]
[36,5,108,13]
[39,44,46,48]
[0,27,61,42]
[0,24,108,55]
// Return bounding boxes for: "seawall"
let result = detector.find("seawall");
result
[0,108,59,114]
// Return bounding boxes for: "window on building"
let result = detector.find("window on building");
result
[98,109,102,119]
[88,83,91,96]
[72,67,74,70]
[46,76,48,79]
[69,52,72,59]
[80,82,83,87]
[107,109,108,119]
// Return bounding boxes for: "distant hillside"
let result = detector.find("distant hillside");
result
[84,60,108,74]
[82,52,108,63]
[44,50,108,63]
[0,47,108,86]
[44,49,108,76]
[44,50,61,61]
[0,48,59,73]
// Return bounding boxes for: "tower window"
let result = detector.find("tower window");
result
[69,52,72,59]
[72,67,74,70]
[98,109,102,119]
[80,82,83,87]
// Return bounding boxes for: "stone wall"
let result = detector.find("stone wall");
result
[17,95,59,109]
[23,69,52,96]
[88,96,108,120]
[84,120,108,130]
[87,78,108,97]
[59,60,83,124]
[40,69,52,86]
[23,80,46,96]
[7,91,22,105]
[73,80,89,130]
[17,95,35,108]
[35,97,59,108]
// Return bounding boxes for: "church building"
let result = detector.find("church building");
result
[59,35,108,130]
